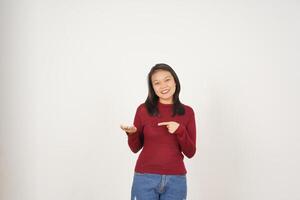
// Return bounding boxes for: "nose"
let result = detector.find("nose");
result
[160,86,168,90]
[160,84,169,89]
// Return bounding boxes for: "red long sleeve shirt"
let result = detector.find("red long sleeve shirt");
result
[127,101,197,175]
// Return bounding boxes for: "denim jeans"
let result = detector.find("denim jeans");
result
[131,172,187,200]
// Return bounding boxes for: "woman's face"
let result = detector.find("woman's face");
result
[151,70,176,104]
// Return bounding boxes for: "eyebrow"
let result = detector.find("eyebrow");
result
[152,75,171,82]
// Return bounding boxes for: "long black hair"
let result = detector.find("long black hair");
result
[145,63,185,117]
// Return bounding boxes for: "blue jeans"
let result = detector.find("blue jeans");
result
[131,172,187,200]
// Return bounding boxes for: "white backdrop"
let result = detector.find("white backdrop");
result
[1,1,300,200]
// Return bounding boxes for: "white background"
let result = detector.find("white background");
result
[1,1,300,199]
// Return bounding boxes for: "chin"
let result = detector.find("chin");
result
[161,96,173,101]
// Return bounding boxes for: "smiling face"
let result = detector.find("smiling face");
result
[151,70,176,104]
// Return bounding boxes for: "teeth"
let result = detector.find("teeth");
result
[161,89,169,94]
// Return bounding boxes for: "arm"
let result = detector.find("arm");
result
[127,107,144,153]
[174,109,196,158]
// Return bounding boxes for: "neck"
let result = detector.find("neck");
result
[159,98,173,104]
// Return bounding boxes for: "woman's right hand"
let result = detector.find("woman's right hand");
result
[120,124,137,135]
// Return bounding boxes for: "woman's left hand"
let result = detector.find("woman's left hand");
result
[158,121,180,134]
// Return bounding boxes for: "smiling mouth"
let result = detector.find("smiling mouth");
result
[161,89,170,94]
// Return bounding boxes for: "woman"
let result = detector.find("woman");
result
[120,63,197,200]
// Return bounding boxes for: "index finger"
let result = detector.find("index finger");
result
[158,122,171,126]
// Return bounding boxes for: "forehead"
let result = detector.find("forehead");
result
[151,70,172,81]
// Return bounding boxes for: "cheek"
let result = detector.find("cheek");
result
[153,86,160,94]
[172,87,176,94]
[170,82,176,89]
[171,84,176,93]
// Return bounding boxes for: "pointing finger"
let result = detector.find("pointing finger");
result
[158,122,171,126]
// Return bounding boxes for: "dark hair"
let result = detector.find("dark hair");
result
[145,63,185,117]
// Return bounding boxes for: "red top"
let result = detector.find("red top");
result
[127,101,197,175]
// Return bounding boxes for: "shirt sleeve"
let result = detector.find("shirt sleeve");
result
[174,108,196,158]
[126,106,144,153]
